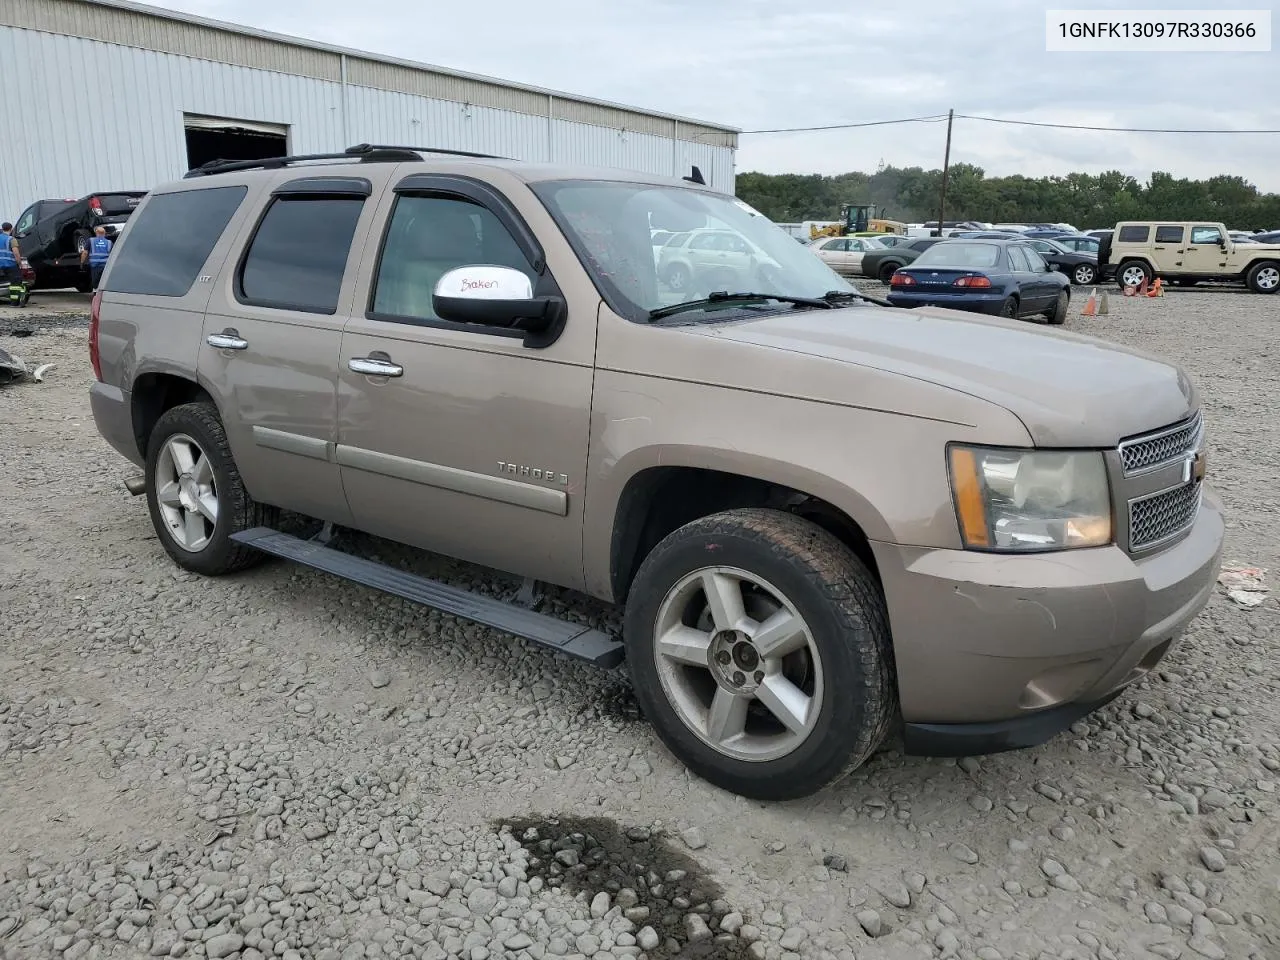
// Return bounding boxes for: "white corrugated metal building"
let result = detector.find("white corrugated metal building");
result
[0,0,739,220]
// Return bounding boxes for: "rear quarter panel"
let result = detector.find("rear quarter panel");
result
[95,179,266,458]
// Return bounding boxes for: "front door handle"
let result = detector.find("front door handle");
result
[206,331,248,350]
[349,356,404,378]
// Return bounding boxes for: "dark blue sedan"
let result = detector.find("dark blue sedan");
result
[885,239,1072,324]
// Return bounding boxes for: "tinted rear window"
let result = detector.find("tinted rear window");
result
[94,194,145,215]
[237,196,364,314]
[104,186,247,297]
[914,241,1002,268]
[1154,225,1184,243]
[1117,225,1150,243]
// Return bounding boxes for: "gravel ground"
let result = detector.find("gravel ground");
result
[1,286,1278,960]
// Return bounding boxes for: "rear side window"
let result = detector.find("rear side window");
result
[105,186,247,297]
[1117,225,1150,243]
[1154,225,1185,244]
[1007,245,1030,271]
[238,196,365,314]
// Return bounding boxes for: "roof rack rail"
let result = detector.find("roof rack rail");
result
[344,143,508,160]
[182,144,426,178]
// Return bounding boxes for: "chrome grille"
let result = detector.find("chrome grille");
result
[1130,481,1202,549]
[1118,411,1202,475]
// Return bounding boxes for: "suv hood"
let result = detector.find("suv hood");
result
[700,303,1195,447]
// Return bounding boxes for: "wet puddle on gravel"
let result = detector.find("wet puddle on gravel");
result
[502,815,748,960]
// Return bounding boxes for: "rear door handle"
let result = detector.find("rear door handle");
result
[206,331,248,350]
[349,357,404,378]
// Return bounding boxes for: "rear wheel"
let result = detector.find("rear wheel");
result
[1118,260,1151,290]
[877,261,902,284]
[1045,290,1069,325]
[1246,261,1280,294]
[623,508,895,801]
[145,402,276,576]
[998,296,1019,319]
[665,263,691,293]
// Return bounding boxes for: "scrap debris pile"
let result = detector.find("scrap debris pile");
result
[0,344,54,386]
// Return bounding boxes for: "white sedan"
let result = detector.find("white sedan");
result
[808,235,887,276]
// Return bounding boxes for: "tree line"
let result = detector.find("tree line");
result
[735,164,1280,231]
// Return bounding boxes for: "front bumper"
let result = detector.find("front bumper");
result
[886,291,1005,314]
[872,488,1225,755]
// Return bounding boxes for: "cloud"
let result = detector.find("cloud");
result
[162,0,1280,190]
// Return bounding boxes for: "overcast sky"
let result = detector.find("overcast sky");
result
[163,0,1280,190]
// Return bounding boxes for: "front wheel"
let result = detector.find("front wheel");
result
[1246,261,1280,294]
[1071,263,1096,285]
[664,263,691,293]
[145,402,276,575]
[623,508,895,801]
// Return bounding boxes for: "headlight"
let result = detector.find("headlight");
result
[948,445,1112,552]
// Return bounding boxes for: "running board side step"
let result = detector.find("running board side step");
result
[230,527,624,668]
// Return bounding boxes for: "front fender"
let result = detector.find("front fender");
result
[580,370,1033,601]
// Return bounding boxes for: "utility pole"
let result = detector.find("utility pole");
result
[935,108,954,237]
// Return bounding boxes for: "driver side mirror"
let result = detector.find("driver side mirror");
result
[433,266,564,334]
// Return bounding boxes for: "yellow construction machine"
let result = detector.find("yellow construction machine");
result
[809,204,906,240]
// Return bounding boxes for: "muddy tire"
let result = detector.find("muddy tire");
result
[998,296,1019,319]
[144,401,276,576]
[623,508,895,801]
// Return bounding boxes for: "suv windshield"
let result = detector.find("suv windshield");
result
[531,180,856,322]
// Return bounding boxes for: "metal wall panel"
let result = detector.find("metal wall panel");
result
[344,86,551,162]
[0,0,342,81]
[0,25,735,219]
[4,0,737,148]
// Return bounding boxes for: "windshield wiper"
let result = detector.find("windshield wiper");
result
[821,289,893,308]
[648,291,834,321]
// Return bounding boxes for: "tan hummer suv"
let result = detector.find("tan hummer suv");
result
[1105,220,1280,293]
[89,145,1225,800]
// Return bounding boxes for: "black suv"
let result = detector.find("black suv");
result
[12,192,146,290]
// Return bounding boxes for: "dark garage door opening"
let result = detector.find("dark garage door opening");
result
[184,114,288,172]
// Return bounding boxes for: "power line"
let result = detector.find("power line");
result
[740,114,948,134]
[740,113,1280,135]
[956,114,1280,134]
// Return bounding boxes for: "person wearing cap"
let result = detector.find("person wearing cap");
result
[80,225,113,290]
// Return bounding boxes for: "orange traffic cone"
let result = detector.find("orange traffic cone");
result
[1081,288,1098,316]
[1146,277,1163,298]
[1098,291,1110,314]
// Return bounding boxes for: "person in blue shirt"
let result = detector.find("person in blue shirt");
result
[0,222,20,286]
[81,225,113,290]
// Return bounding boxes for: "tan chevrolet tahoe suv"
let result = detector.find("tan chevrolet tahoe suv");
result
[1106,220,1280,293]
[88,144,1225,801]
